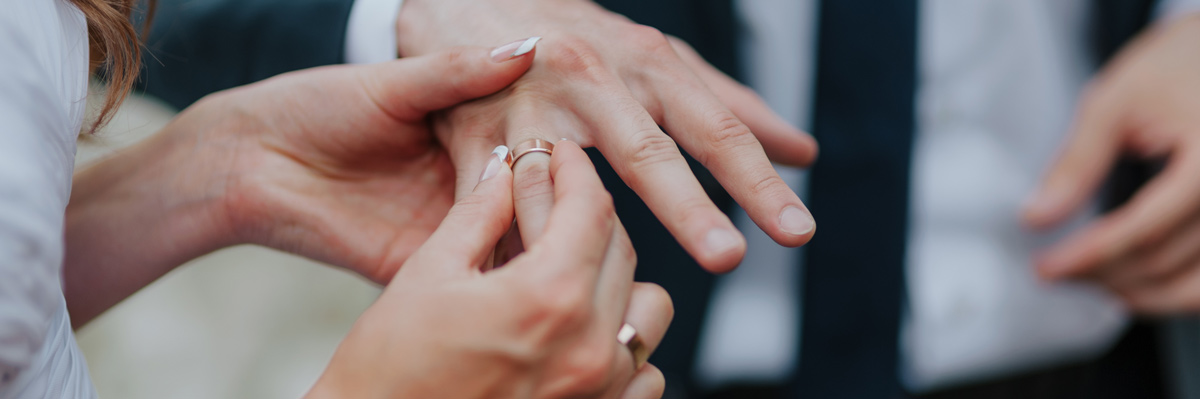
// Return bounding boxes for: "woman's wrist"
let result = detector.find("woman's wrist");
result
[63,108,243,326]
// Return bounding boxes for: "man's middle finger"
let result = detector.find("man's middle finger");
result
[587,92,747,273]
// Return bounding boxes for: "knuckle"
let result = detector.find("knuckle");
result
[440,49,475,97]
[617,237,638,269]
[670,196,716,228]
[623,24,672,54]
[704,112,758,155]
[591,190,618,220]
[450,191,491,217]
[562,344,617,394]
[621,129,681,177]
[530,280,593,330]
[512,159,554,198]
[748,172,788,198]
[642,283,675,322]
[575,192,618,234]
[542,37,612,83]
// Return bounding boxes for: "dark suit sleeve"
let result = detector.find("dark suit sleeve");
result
[138,0,355,109]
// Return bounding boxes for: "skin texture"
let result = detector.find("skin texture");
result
[307,142,671,399]
[66,45,666,397]
[398,0,819,273]
[64,46,534,324]
[1024,14,1200,314]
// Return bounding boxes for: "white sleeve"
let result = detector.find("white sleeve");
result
[344,0,406,64]
[1156,0,1200,21]
[0,1,86,388]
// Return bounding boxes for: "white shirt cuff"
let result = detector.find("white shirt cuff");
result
[345,0,405,64]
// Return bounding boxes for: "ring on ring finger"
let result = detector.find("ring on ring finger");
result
[509,139,556,169]
[617,323,650,370]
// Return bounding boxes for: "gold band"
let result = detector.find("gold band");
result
[509,139,555,168]
[617,323,650,370]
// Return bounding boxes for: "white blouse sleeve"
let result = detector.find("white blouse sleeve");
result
[0,1,85,384]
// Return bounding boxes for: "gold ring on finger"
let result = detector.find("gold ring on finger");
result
[617,323,650,370]
[509,139,555,169]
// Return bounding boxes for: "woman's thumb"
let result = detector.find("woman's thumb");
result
[362,37,540,121]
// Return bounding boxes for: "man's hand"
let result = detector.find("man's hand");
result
[1024,14,1200,314]
[398,0,818,273]
[66,46,535,324]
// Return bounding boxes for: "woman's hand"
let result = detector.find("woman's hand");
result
[401,0,818,273]
[65,45,535,326]
[309,142,672,399]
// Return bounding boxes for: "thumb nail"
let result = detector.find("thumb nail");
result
[490,37,542,63]
[478,145,510,184]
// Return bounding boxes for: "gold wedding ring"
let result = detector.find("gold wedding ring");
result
[509,139,555,169]
[617,323,650,370]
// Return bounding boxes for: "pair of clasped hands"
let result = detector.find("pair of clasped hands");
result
[76,31,811,398]
[72,0,1200,396]
[290,32,815,397]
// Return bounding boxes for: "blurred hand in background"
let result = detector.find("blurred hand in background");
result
[1025,14,1200,314]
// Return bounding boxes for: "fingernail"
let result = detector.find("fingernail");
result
[705,228,743,257]
[778,206,815,235]
[490,36,542,63]
[479,145,509,183]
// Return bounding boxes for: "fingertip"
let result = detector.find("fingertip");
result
[490,36,541,63]
[697,227,746,274]
[774,205,816,246]
[550,139,587,165]
[799,132,820,165]
[548,139,599,183]
[480,36,539,84]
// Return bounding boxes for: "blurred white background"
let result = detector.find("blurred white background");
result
[75,88,382,399]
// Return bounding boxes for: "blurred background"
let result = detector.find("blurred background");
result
[75,86,381,399]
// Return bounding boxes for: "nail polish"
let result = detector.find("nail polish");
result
[490,37,542,62]
[479,145,510,182]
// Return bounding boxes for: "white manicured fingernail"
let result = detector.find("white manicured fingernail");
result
[705,228,743,257]
[479,145,509,182]
[490,37,542,62]
[779,206,815,235]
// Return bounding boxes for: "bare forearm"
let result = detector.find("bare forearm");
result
[64,120,238,327]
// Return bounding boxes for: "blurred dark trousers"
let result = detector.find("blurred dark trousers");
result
[702,322,1167,399]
